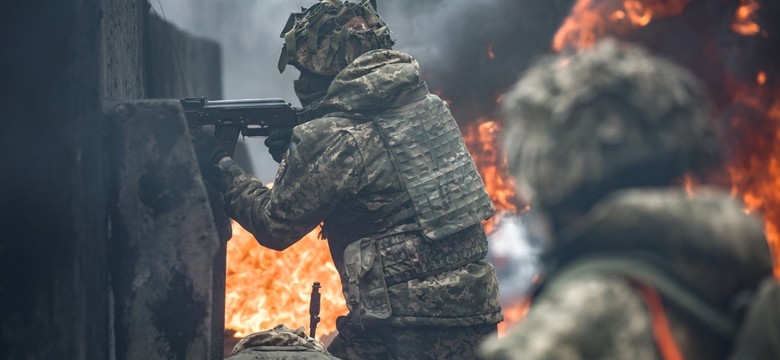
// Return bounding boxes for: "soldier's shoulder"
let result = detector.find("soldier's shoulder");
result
[539,272,641,308]
[480,274,655,359]
[296,115,377,143]
[298,114,371,132]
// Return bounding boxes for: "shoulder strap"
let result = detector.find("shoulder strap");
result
[547,255,736,340]
[633,281,685,360]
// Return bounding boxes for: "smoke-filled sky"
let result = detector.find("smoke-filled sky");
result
[151,0,571,179]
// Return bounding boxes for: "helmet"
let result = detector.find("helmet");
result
[277,0,394,76]
[501,39,724,211]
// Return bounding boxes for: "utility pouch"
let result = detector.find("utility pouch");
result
[342,238,392,329]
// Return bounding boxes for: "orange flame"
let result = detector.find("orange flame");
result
[496,298,531,335]
[727,78,780,279]
[553,0,692,51]
[681,172,699,198]
[225,119,531,338]
[462,120,524,233]
[225,222,347,338]
[553,0,780,280]
[488,44,496,60]
[732,0,761,36]
[461,119,532,330]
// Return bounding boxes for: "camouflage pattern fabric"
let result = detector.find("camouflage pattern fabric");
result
[278,0,393,75]
[226,324,340,360]
[500,39,722,210]
[483,38,771,360]
[304,49,495,242]
[551,188,770,307]
[219,49,501,342]
[479,188,772,360]
[329,321,497,360]
[369,84,495,241]
[300,49,421,120]
[481,274,658,360]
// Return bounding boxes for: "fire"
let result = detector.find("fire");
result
[225,221,347,338]
[553,0,780,279]
[462,119,525,233]
[225,119,531,339]
[488,43,496,60]
[727,78,780,279]
[758,71,767,86]
[553,0,692,51]
[496,298,531,335]
[681,172,699,198]
[461,119,532,331]
[223,1,780,343]
[732,0,761,36]
[728,0,780,278]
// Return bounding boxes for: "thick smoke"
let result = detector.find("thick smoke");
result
[382,0,573,121]
[151,0,572,179]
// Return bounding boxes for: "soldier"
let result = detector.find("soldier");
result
[479,39,773,359]
[193,0,503,359]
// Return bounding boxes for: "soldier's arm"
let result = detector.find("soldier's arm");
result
[220,119,364,250]
[480,274,658,360]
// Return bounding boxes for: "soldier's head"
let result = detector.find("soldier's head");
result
[502,39,724,227]
[277,0,394,77]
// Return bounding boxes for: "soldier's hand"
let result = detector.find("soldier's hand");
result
[264,127,293,163]
[191,128,230,186]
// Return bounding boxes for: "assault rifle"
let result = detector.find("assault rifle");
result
[180,97,300,156]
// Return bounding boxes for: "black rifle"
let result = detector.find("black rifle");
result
[180,97,300,156]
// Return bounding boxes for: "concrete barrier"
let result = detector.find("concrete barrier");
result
[106,100,221,360]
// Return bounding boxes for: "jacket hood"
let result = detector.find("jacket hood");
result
[299,49,420,120]
[556,187,772,306]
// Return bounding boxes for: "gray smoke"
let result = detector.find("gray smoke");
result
[150,0,571,178]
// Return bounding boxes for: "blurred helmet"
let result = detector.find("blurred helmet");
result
[501,39,723,211]
[278,0,394,76]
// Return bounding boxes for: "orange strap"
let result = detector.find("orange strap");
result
[632,281,685,360]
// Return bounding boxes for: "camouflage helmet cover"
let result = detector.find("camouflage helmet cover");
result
[278,0,394,76]
[501,39,724,210]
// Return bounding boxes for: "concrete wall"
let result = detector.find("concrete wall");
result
[0,1,107,359]
[0,1,223,359]
[106,100,221,360]
[102,0,148,100]
[145,14,222,99]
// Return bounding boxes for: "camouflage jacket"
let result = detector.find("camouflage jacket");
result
[480,188,772,360]
[220,50,502,327]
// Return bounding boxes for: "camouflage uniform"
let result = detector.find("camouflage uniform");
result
[479,40,773,360]
[480,188,772,360]
[219,49,503,359]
